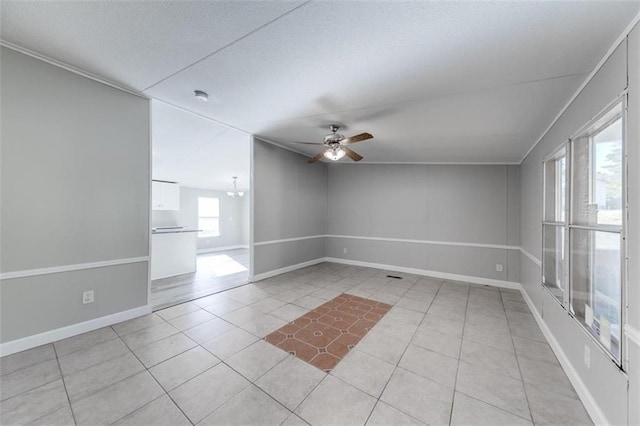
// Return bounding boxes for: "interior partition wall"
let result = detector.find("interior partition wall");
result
[251,138,328,278]
[0,47,151,354]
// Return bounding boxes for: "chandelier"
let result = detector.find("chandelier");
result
[227,176,244,198]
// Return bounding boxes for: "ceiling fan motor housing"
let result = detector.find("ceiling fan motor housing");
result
[325,124,344,144]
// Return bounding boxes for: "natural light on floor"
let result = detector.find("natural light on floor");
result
[197,254,248,277]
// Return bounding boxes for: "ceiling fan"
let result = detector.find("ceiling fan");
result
[293,125,373,164]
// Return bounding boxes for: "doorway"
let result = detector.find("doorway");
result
[149,100,251,310]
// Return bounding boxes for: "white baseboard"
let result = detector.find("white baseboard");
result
[197,245,249,254]
[250,258,326,282]
[520,289,607,426]
[251,256,521,290]
[325,257,522,290]
[0,304,152,357]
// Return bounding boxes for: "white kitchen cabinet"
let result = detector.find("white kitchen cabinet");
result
[151,232,197,279]
[152,180,180,210]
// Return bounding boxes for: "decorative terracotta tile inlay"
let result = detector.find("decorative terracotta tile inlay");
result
[265,293,392,372]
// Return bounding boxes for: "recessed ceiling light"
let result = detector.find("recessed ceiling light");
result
[194,90,208,102]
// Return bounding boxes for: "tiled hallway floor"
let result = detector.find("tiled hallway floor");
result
[0,263,593,425]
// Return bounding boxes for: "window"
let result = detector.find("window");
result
[542,100,625,364]
[569,102,623,362]
[198,197,220,238]
[542,146,568,303]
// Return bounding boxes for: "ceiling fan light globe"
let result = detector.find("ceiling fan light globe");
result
[324,148,345,161]
[238,192,245,197]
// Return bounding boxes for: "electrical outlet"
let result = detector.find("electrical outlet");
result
[584,345,590,369]
[83,290,95,304]
[496,264,504,272]
[343,247,348,254]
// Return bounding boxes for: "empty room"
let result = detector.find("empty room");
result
[1,1,639,426]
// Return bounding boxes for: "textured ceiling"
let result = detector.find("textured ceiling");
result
[2,1,639,166]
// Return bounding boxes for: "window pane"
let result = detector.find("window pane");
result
[544,148,566,223]
[198,218,220,237]
[593,119,623,225]
[198,197,219,217]
[572,105,623,227]
[570,228,621,361]
[543,224,565,302]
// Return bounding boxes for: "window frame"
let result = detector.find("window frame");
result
[568,98,626,367]
[541,95,627,369]
[197,197,221,238]
[542,142,571,307]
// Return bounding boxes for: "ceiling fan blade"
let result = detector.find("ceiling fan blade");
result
[342,147,363,162]
[340,132,373,145]
[292,141,325,145]
[307,149,328,164]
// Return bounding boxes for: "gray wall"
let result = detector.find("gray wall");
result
[152,186,248,251]
[327,164,520,283]
[0,47,150,343]
[519,31,637,425]
[252,139,328,276]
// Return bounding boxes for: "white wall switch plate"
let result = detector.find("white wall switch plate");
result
[83,290,95,304]
[343,248,348,254]
[496,264,504,272]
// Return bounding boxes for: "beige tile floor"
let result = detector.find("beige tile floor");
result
[0,263,593,425]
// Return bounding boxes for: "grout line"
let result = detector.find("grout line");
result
[117,333,197,425]
[447,285,471,425]
[115,308,285,424]
[501,293,535,423]
[0,363,63,403]
[51,344,79,426]
[3,266,557,425]
[289,370,329,415]
[361,279,440,425]
[198,347,297,421]
[456,291,563,421]
[272,275,410,419]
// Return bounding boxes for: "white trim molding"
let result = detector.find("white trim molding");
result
[254,234,522,252]
[520,289,608,426]
[626,325,640,347]
[326,257,521,290]
[0,304,152,357]
[250,258,326,282]
[197,245,249,254]
[520,10,640,164]
[253,235,326,247]
[250,255,521,290]
[0,256,150,280]
[253,136,314,159]
[0,40,148,99]
[327,234,520,251]
[519,247,542,267]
